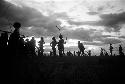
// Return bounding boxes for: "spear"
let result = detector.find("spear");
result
[56,25,68,40]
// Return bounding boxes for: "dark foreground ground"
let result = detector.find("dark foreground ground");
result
[11,55,125,84]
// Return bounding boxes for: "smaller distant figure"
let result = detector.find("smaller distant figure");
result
[57,34,66,57]
[76,51,80,56]
[67,51,72,56]
[100,48,104,56]
[88,50,91,56]
[25,38,31,53]
[18,36,25,55]
[30,37,36,55]
[103,49,109,56]
[50,37,57,56]
[73,51,76,56]
[38,37,45,56]
[109,44,113,56]
[78,41,85,56]
[119,45,124,56]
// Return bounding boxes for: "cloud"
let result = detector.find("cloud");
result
[0,0,62,36]
[62,28,96,42]
[68,12,125,32]
[87,11,98,15]
[119,36,125,39]
[100,38,121,44]
[83,41,103,46]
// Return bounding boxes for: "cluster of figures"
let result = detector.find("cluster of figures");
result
[0,22,66,57]
[0,22,125,58]
[100,44,124,56]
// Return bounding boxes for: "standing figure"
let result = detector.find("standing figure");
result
[8,22,21,55]
[38,37,45,56]
[119,45,124,56]
[50,37,57,56]
[78,41,85,56]
[109,44,113,56]
[30,37,36,55]
[57,34,66,57]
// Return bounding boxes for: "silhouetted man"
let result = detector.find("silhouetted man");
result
[30,37,36,55]
[109,44,113,56]
[78,41,85,56]
[38,37,45,56]
[58,34,66,57]
[50,37,57,56]
[119,45,124,56]
[8,22,21,55]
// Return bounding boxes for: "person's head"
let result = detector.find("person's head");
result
[13,22,21,29]
[41,37,44,40]
[110,43,112,45]
[52,37,55,40]
[78,41,80,44]
[59,34,63,39]
[32,37,35,40]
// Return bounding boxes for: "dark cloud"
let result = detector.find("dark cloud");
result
[62,28,96,42]
[83,41,103,46]
[100,38,121,44]
[87,12,98,15]
[68,12,125,32]
[99,13,125,31]
[119,36,125,39]
[83,37,121,46]
[62,27,122,46]
[0,0,62,37]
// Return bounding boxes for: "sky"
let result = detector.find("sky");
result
[0,0,125,55]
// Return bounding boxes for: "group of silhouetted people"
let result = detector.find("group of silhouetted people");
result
[99,43,124,56]
[0,22,124,58]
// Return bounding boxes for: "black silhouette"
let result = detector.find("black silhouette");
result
[78,41,85,56]
[30,37,36,55]
[25,38,31,54]
[38,37,45,56]
[8,22,21,55]
[50,37,57,56]
[57,34,66,57]
[119,45,124,56]
[109,44,113,56]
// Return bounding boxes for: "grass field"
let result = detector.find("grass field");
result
[12,55,125,84]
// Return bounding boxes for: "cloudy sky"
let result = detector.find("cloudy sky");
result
[0,0,125,55]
